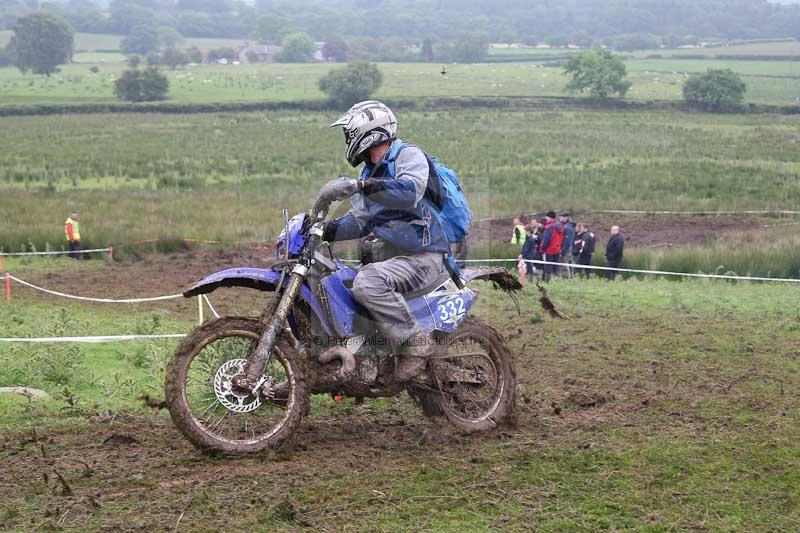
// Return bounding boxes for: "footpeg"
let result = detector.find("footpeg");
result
[319,346,357,378]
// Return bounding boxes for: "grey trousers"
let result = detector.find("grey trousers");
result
[351,252,443,342]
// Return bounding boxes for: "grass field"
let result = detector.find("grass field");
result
[1,108,798,268]
[1,58,798,105]
[1,272,798,530]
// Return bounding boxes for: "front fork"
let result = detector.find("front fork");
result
[233,223,324,394]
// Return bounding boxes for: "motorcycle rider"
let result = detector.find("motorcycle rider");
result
[316,101,450,383]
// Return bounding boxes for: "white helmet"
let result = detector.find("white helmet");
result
[330,100,398,167]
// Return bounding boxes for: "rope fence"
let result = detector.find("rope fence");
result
[462,258,800,283]
[2,252,799,344]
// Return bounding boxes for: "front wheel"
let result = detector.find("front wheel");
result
[165,317,307,454]
[416,316,516,432]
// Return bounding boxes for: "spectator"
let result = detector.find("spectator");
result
[573,223,596,278]
[539,210,564,282]
[605,225,625,280]
[64,210,81,260]
[534,216,546,265]
[510,215,526,247]
[558,210,576,277]
[452,233,469,269]
[518,225,538,283]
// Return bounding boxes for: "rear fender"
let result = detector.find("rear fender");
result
[460,267,523,292]
[183,267,333,334]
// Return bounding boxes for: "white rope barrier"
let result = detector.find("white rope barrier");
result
[461,258,800,283]
[8,274,183,303]
[591,209,800,216]
[203,295,220,318]
[472,209,800,224]
[0,248,111,257]
[0,334,186,343]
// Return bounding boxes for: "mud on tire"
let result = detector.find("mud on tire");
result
[417,316,516,432]
[165,317,307,455]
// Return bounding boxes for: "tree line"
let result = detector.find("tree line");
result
[1,0,799,52]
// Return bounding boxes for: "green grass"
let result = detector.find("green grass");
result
[1,108,798,256]
[0,300,190,411]
[1,58,798,105]
[1,277,798,529]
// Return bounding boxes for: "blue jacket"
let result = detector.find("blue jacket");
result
[521,235,537,260]
[326,140,449,255]
[561,221,576,257]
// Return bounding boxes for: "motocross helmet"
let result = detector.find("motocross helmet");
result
[330,100,398,167]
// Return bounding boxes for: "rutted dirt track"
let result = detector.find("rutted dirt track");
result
[0,355,667,530]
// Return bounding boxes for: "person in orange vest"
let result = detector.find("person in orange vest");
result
[65,210,82,259]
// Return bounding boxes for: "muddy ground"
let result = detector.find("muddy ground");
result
[2,298,797,530]
[3,283,800,530]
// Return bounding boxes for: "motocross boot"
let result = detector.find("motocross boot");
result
[395,332,434,382]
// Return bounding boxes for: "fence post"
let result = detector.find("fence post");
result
[198,295,204,325]
[5,272,10,303]
[108,247,114,260]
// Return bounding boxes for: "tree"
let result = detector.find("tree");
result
[563,50,631,99]
[322,37,349,62]
[7,12,74,76]
[252,14,290,44]
[185,46,204,64]
[0,46,12,68]
[275,32,316,63]
[114,65,169,102]
[161,47,189,70]
[158,26,185,49]
[121,24,159,55]
[108,0,156,35]
[683,69,747,111]
[318,62,383,106]
[145,52,161,66]
[451,32,489,63]
[206,47,237,62]
[127,54,142,68]
[421,38,434,62]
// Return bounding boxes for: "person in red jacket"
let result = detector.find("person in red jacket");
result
[539,210,564,282]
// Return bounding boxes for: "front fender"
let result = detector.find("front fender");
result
[183,267,334,335]
[183,267,281,298]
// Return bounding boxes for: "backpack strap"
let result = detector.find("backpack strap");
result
[384,140,408,177]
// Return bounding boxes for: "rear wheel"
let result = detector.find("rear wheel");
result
[165,317,306,454]
[417,317,516,432]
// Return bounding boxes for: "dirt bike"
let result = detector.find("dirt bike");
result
[164,190,523,455]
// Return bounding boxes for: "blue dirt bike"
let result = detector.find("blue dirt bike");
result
[165,190,522,454]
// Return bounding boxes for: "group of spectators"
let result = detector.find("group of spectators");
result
[512,210,625,282]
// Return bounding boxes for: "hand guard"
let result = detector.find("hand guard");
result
[318,176,359,205]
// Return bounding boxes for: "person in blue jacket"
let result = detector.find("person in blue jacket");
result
[519,226,538,282]
[316,101,450,383]
[558,210,576,278]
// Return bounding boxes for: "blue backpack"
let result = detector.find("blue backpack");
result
[386,142,472,243]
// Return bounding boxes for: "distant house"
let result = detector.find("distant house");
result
[238,44,283,64]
